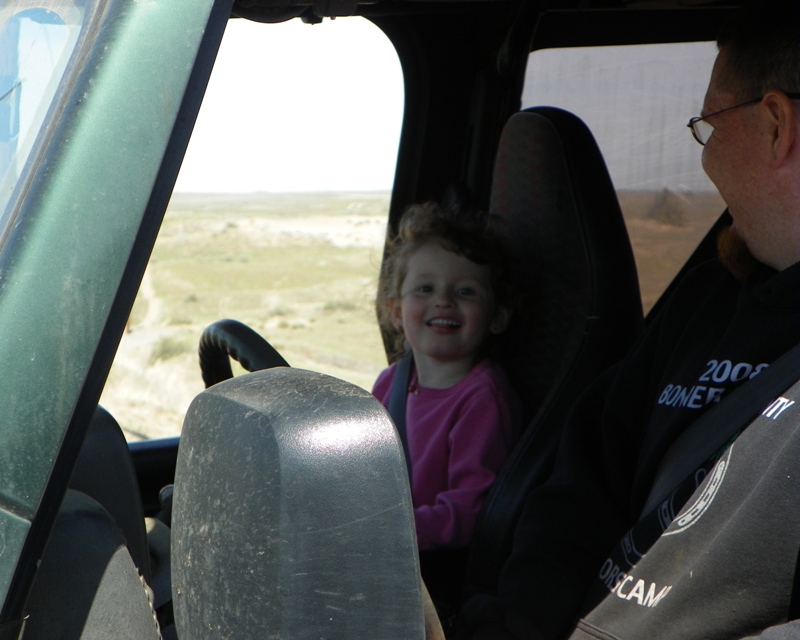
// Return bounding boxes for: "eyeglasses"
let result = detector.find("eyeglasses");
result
[687,93,800,145]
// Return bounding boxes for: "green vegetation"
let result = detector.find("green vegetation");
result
[102,192,391,440]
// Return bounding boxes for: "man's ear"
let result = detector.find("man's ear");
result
[763,91,798,166]
[489,306,511,334]
[389,298,403,330]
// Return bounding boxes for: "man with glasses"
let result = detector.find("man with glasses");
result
[451,1,800,638]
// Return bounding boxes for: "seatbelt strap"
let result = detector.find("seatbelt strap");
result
[388,354,414,481]
[641,341,800,518]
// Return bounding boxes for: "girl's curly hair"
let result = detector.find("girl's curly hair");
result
[376,201,516,362]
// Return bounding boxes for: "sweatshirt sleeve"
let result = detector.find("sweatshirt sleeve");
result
[740,622,800,639]
[415,381,518,550]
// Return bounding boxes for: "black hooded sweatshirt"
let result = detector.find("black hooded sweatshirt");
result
[460,257,800,640]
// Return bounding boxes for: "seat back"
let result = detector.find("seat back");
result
[24,490,161,640]
[171,367,425,639]
[464,106,645,597]
[69,407,173,619]
[69,406,150,581]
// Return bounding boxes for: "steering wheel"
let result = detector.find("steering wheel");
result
[198,319,290,388]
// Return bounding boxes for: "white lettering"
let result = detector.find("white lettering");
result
[750,363,769,379]
[686,385,705,409]
[711,360,732,383]
[615,576,634,599]
[701,360,765,383]
[658,385,724,409]
[604,564,622,591]
[626,579,646,605]
[598,558,613,580]
[763,397,796,420]
[650,585,673,607]
[699,360,716,382]
[657,384,689,407]
[642,583,660,607]
[597,560,673,609]
[730,362,752,382]
[611,570,627,594]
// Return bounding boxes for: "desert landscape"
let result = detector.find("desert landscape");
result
[100,189,725,441]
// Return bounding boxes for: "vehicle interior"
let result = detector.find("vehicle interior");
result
[0,0,744,637]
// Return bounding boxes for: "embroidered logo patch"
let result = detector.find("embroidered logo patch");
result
[663,445,732,536]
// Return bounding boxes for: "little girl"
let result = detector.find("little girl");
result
[373,202,522,552]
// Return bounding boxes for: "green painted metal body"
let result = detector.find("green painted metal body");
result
[0,0,223,616]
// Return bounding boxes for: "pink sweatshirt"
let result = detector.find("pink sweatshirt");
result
[373,359,522,550]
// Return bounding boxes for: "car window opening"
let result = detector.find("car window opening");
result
[523,42,727,313]
[100,16,404,442]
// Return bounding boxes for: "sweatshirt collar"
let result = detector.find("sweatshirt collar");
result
[745,260,800,308]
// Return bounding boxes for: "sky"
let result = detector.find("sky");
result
[522,42,720,192]
[174,18,719,195]
[173,17,404,194]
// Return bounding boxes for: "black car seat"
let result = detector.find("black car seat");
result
[68,407,172,613]
[68,407,151,581]
[24,489,161,640]
[24,406,174,638]
[462,106,645,599]
[171,368,425,639]
[23,489,161,640]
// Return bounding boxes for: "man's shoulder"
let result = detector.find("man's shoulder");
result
[674,257,734,292]
[657,258,738,320]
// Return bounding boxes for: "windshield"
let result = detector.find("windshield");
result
[0,1,95,237]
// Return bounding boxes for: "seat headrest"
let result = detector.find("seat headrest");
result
[464,107,644,598]
[70,406,150,581]
[492,106,641,420]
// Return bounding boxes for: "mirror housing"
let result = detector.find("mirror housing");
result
[172,367,424,639]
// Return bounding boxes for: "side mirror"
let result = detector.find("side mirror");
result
[172,367,424,639]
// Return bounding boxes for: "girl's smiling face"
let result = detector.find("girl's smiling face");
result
[390,241,509,372]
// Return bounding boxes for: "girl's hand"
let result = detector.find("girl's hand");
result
[422,579,446,640]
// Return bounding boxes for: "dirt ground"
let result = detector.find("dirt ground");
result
[101,189,726,441]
